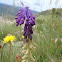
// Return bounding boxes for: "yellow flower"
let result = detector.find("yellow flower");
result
[27,36,28,39]
[3,35,16,44]
[22,35,24,38]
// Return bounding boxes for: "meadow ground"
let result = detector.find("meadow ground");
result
[0,13,62,62]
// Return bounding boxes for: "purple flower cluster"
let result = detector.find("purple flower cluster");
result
[15,7,35,42]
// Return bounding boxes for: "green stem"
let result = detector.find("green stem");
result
[8,45,11,62]
[28,41,30,62]
[2,44,6,49]
[1,44,6,62]
[1,50,2,62]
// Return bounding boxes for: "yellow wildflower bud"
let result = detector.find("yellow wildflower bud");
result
[22,50,26,54]
[22,60,26,62]
[22,55,27,59]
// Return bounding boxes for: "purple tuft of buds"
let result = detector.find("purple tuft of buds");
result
[15,7,35,42]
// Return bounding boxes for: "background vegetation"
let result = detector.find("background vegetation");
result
[0,3,62,62]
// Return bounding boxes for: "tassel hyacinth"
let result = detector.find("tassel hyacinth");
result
[15,6,35,62]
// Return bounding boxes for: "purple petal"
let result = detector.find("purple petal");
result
[16,23,19,26]
[19,20,24,25]
[24,25,27,31]
[26,39,29,43]
[29,35,32,40]
[30,28,33,34]
[15,17,18,19]
[16,19,19,23]
[24,35,27,39]
[25,21,29,26]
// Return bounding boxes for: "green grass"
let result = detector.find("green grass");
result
[0,13,62,62]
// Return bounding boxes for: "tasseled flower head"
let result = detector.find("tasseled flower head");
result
[15,7,35,42]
